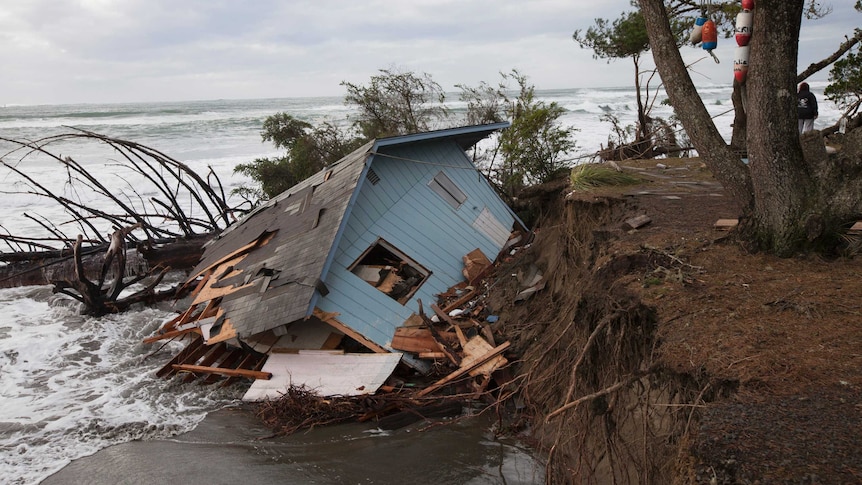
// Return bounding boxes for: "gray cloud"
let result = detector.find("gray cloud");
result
[0,0,857,105]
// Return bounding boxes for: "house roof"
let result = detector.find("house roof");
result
[187,123,509,341]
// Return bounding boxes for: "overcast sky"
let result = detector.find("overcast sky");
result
[0,1,858,105]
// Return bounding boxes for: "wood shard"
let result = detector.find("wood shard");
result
[417,341,510,397]
[622,214,652,230]
[172,364,272,380]
[714,218,739,230]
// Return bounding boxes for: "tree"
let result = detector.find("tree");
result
[573,6,689,157]
[458,71,578,198]
[233,113,361,201]
[824,30,862,124]
[639,0,862,256]
[341,68,451,139]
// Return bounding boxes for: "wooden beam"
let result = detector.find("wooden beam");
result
[417,341,510,397]
[622,214,651,230]
[142,326,199,344]
[172,364,272,380]
[714,218,739,230]
[313,308,388,353]
[441,287,478,314]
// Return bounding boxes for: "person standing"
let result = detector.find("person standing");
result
[797,82,818,134]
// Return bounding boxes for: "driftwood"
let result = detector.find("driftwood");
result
[0,130,240,314]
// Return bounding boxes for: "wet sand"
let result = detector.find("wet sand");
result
[43,405,542,484]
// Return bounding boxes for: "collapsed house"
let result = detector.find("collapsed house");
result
[143,123,528,399]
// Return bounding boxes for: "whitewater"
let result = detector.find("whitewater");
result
[0,83,841,484]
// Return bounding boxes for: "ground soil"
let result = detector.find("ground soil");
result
[550,158,862,484]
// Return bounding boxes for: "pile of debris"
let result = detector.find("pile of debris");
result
[148,242,535,433]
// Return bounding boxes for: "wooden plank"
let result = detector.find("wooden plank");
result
[418,352,447,359]
[416,341,511,397]
[391,327,443,353]
[221,353,263,387]
[202,348,244,384]
[172,364,272,380]
[155,336,206,378]
[441,287,478,314]
[142,326,199,344]
[461,335,508,377]
[183,342,228,383]
[714,218,739,230]
[204,318,238,345]
[850,221,862,234]
[313,308,389,353]
[622,214,652,230]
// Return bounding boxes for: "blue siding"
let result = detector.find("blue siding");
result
[317,139,517,348]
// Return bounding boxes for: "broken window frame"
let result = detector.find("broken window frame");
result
[348,238,431,305]
[428,171,467,209]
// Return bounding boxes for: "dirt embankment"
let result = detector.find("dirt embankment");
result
[490,158,862,484]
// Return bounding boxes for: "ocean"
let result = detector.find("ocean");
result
[0,83,841,484]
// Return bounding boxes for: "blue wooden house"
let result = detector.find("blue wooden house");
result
[147,123,527,397]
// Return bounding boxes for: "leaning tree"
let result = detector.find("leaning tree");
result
[639,0,862,256]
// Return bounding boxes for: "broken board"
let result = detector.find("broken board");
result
[242,350,403,401]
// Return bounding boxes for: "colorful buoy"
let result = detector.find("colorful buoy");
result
[735,10,752,46]
[741,0,755,10]
[733,46,750,83]
[689,16,707,45]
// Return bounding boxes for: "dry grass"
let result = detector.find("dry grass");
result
[569,163,641,192]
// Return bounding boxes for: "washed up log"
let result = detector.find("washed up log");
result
[0,234,211,289]
[849,221,862,234]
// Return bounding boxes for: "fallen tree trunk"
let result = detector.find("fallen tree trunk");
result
[0,234,211,289]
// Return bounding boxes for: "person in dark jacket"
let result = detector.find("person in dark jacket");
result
[797,82,818,134]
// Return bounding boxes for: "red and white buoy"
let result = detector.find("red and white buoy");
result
[741,0,754,10]
[733,46,750,83]
[735,10,752,46]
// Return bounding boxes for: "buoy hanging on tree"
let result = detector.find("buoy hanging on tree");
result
[689,16,707,44]
[701,19,719,62]
[733,46,750,82]
[741,0,755,10]
[735,10,753,46]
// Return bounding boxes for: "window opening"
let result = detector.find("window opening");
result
[428,171,467,209]
[349,239,430,304]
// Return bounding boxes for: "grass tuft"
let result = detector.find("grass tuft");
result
[569,163,641,191]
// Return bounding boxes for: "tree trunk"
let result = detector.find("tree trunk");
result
[638,0,754,209]
[0,235,210,289]
[745,0,814,255]
[730,80,748,153]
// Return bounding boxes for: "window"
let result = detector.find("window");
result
[428,171,467,209]
[349,239,430,305]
